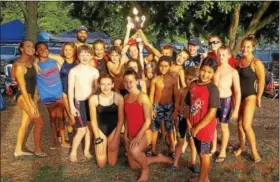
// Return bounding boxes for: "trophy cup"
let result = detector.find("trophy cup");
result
[127,7,146,42]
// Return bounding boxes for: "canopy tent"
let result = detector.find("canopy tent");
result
[0,20,24,43]
[159,40,168,47]
[0,19,51,43]
[171,41,185,50]
[38,31,52,42]
[49,29,111,45]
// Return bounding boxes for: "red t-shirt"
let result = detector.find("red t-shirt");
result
[208,52,237,69]
[185,81,220,141]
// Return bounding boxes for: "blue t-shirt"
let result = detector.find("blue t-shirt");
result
[37,58,62,102]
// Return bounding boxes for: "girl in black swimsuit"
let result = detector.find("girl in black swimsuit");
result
[89,74,124,168]
[12,40,47,158]
[233,35,265,163]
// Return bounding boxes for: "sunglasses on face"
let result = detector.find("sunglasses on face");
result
[209,40,220,45]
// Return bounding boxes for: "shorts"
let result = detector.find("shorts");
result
[193,137,211,154]
[43,98,64,109]
[151,102,174,132]
[216,97,232,123]
[177,115,191,139]
[74,100,90,128]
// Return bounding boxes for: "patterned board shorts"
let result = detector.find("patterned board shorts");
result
[151,102,174,132]
[216,97,232,123]
[193,137,211,154]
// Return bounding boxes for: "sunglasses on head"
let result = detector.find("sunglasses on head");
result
[209,40,220,45]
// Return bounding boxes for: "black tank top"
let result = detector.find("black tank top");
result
[237,57,257,99]
[23,64,37,96]
[96,93,118,136]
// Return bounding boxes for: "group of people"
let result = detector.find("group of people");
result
[11,23,265,182]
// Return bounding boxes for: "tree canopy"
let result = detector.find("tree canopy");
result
[1,1,278,54]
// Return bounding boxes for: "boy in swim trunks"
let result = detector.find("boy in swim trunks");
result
[68,45,99,162]
[213,46,241,163]
[168,67,200,174]
[149,56,179,156]
[186,57,220,182]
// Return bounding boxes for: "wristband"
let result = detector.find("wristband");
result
[95,137,104,145]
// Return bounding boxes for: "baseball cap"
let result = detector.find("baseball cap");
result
[188,37,200,46]
[76,25,88,32]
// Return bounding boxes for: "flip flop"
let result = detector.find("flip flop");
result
[233,150,243,157]
[14,151,33,157]
[215,157,226,163]
[34,152,48,158]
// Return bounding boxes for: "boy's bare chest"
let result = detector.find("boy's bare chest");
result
[155,77,173,89]
[75,69,96,81]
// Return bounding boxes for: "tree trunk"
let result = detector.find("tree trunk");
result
[17,2,38,42]
[232,2,278,56]
[228,4,241,50]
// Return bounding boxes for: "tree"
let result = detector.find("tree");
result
[2,1,278,53]
[1,2,81,38]
[146,1,279,55]
[37,2,81,34]
[17,1,38,42]
[67,1,278,54]
[225,2,279,54]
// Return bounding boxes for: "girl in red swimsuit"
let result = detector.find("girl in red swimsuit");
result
[123,68,172,182]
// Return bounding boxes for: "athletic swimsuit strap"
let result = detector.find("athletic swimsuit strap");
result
[239,56,254,68]
[98,92,115,105]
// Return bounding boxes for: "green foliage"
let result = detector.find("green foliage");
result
[1,1,278,47]
[37,2,81,34]
[0,2,24,23]
[1,1,81,34]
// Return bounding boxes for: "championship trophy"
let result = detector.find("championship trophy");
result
[127,7,146,42]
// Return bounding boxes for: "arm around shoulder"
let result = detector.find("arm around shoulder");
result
[48,53,64,65]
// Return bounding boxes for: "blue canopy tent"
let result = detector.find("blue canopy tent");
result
[159,40,169,47]
[171,41,185,50]
[50,29,111,45]
[0,20,24,43]
[38,31,51,42]
[0,19,51,43]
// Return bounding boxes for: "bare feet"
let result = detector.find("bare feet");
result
[137,168,149,182]
[253,153,261,163]
[233,148,243,157]
[254,157,261,163]
[215,152,226,163]
[61,142,71,149]
[69,153,77,162]
[209,149,216,156]
[215,156,226,163]
[157,153,173,163]
[50,143,60,150]
[84,152,93,160]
